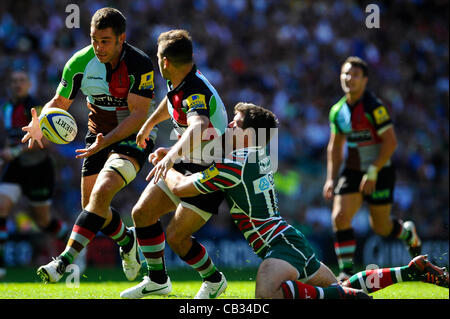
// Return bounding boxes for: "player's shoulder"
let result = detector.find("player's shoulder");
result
[123,42,153,65]
[184,67,213,95]
[68,45,95,63]
[363,90,384,109]
[329,95,347,119]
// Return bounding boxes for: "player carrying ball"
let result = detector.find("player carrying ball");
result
[21,7,158,283]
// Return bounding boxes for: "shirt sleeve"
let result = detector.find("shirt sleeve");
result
[193,161,243,194]
[184,93,210,119]
[370,104,393,134]
[127,50,155,99]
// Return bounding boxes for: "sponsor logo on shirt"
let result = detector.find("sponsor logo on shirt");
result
[139,71,154,90]
[185,94,207,111]
[373,106,390,124]
[199,165,220,183]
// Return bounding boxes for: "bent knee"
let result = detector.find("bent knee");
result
[332,210,353,228]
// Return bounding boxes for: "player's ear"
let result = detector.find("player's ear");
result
[119,32,126,44]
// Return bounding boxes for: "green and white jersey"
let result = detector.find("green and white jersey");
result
[193,147,292,258]
[56,42,157,140]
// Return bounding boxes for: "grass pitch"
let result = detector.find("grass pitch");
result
[0,267,448,299]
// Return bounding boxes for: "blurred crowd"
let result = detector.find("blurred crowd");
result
[0,0,448,240]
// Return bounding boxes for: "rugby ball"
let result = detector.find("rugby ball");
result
[39,108,77,144]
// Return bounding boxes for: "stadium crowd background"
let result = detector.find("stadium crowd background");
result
[0,0,448,268]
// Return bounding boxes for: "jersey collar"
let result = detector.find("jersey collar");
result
[167,64,197,93]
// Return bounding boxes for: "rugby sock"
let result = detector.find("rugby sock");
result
[342,265,420,293]
[181,238,221,282]
[334,228,356,274]
[100,207,133,253]
[42,218,70,240]
[281,281,356,299]
[135,221,168,284]
[60,210,105,266]
[389,219,411,241]
[0,217,7,268]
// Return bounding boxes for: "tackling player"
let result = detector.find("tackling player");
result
[120,29,228,299]
[322,56,422,281]
[21,8,158,283]
[0,71,71,279]
[160,102,448,298]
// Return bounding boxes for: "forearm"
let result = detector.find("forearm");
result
[102,111,148,148]
[165,168,200,198]
[326,146,343,181]
[165,121,203,162]
[371,142,397,171]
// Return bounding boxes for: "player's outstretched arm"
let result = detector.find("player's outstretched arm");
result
[21,94,73,149]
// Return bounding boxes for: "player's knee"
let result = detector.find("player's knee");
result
[332,209,352,228]
[255,281,277,299]
[0,195,13,216]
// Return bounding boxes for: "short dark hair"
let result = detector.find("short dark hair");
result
[343,56,369,77]
[91,7,126,36]
[157,29,193,67]
[234,102,279,145]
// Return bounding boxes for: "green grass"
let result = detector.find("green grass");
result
[0,267,448,299]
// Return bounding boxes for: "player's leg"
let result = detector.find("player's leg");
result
[368,166,421,257]
[166,205,226,299]
[341,254,449,292]
[331,193,363,279]
[30,203,69,240]
[120,181,176,299]
[256,258,370,299]
[0,182,22,278]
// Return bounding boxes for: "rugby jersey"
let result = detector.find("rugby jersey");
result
[193,147,291,258]
[56,42,158,141]
[166,65,228,164]
[329,90,393,171]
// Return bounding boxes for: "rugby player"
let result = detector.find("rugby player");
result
[21,8,158,283]
[322,56,422,281]
[120,29,228,299]
[0,71,71,279]
[159,102,448,298]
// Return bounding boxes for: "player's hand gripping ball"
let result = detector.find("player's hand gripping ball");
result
[39,108,77,144]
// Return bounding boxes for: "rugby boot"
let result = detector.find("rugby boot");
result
[37,257,66,283]
[119,227,142,281]
[120,275,172,298]
[195,272,227,299]
[409,254,449,288]
[403,221,422,257]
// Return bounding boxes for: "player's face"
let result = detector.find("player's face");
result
[157,49,169,80]
[11,72,31,98]
[90,27,124,64]
[228,111,248,150]
[340,63,367,95]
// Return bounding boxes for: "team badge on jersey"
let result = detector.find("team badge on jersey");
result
[186,94,207,111]
[199,165,220,183]
[139,71,154,90]
[373,106,390,124]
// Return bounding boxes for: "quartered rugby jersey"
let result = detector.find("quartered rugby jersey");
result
[193,147,292,258]
[329,90,393,171]
[1,95,41,145]
[56,42,157,141]
[166,66,228,163]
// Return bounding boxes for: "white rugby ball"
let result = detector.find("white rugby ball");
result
[39,108,77,144]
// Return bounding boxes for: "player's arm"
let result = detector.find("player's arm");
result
[165,168,203,198]
[136,96,171,148]
[360,105,397,194]
[323,132,346,200]
[149,114,210,183]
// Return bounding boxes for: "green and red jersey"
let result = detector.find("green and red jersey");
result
[329,90,393,171]
[192,147,292,258]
